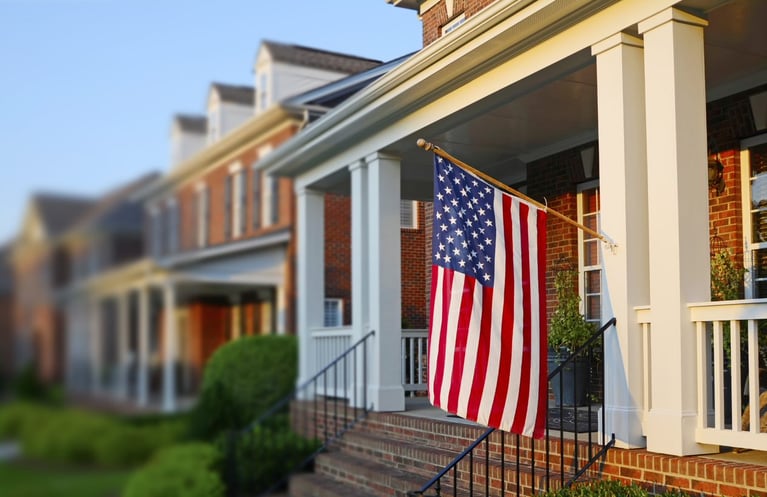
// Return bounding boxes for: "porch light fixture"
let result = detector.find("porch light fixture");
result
[708,154,725,195]
[580,146,595,179]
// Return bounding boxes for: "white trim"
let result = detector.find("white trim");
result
[228,160,243,174]
[159,227,290,268]
[258,143,274,160]
[576,182,600,324]
[419,0,440,16]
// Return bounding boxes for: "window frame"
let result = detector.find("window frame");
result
[740,133,767,298]
[323,298,344,328]
[577,181,601,325]
[400,200,418,229]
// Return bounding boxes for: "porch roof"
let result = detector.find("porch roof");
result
[263,0,767,196]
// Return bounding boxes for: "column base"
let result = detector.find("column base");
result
[644,408,717,456]
[604,405,646,449]
[368,385,405,412]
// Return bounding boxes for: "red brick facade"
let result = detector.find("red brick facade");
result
[421,0,499,47]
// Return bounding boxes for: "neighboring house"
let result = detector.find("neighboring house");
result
[0,244,14,385]
[11,193,95,382]
[62,40,425,412]
[258,0,767,494]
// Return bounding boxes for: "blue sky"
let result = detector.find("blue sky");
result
[0,0,422,243]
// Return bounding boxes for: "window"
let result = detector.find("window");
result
[263,175,280,227]
[229,166,245,238]
[196,185,209,248]
[252,167,261,230]
[324,299,343,327]
[208,106,219,144]
[577,183,601,325]
[150,206,163,257]
[441,13,466,36]
[166,199,179,254]
[741,136,767,297]
[400,200,418,229]
[239,170,247,236]
[224,175,232,240]
[256,71,269,113]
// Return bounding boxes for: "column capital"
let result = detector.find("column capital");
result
[294,186,324,198]
[592,32,643,57]
[638,8,708,35]
[348,159,367,173]
[364,151,401,165]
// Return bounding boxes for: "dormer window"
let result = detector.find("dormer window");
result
[256,71,270,114]
[208,106,220,144]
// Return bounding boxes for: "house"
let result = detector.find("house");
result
[46,40,426,412]
[0,244,14,388]
[257,0,767,495]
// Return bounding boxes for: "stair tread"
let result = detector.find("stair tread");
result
[290,472,378,497]
[315,450,427,493]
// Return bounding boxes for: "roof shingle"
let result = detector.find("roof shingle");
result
[262,40,382,75]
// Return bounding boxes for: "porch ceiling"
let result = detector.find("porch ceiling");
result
[311,0,767,201]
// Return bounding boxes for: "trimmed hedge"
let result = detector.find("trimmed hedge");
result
[0,402,185,467]
[189,335,297,438]
[123,443,225,497]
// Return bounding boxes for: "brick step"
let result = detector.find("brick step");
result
[289,473,378,497]
[329,430,466,480]
[314,450,426,497]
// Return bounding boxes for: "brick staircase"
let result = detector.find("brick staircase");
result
[288,399,600,497]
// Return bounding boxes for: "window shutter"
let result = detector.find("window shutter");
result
[240,170,247,235]
[252,169,261,230]
[224,175,232,240]
[270,177,279,225]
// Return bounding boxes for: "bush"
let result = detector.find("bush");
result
[123,443,225,497]
[12,364,48,402]
[190,335,297,438]
[0,402,184,467]
[0,402,50,440]
[217,425,320,494]
[542,480,691,497]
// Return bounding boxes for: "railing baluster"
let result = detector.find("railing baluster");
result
[485,437,489,497]
[501,431,505,497]
[515,434,520,497]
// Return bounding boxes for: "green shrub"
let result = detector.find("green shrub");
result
[23,409,114,464]
[0,402,50,440]
[12,364,48,402]
[218,425,320,494]
[123,442,225,497]
[542,480,691,497]
[190,335,297,438]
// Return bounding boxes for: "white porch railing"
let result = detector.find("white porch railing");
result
[639,300,767,451]
[402,329,428,396]
[689,300,767,451]
[309,327,354,399]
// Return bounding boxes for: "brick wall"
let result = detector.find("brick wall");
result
[706,83,766,291]
[402,202,428,329]
[324,194,352,325]
[527,144,597,316]
[421,0,499,47]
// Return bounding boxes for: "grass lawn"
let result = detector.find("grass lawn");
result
[0,461,131,497]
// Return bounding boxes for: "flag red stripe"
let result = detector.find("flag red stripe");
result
[432,267,455,408]
[447,277,475,414]
[534,208,549,438]
[466,285,492,421]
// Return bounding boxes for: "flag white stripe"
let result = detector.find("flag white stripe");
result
[476,190,506,426]
[439,271,465,406]
[428,267,445,405]
[456,280,483,418]
[502,198,524,431]
[524,206,542,435]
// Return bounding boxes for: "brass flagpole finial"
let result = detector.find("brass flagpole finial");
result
[416,138,615,248]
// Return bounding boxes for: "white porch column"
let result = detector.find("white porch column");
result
[638,8,715,456]
[296,187,325,387]
[275,285,287,335]
[162,282,178,412]
[137,285,150,407]
[89,297,102,394]
[116,290,130,399]
[350,159,369,407]
[592,33,649,449]
[366,152,405,412]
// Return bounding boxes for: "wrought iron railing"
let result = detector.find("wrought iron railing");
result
[408,318,617,497]
[224,330,374,497]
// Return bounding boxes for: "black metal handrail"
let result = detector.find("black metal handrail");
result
[409,318,617,497]
[225,330,375,497]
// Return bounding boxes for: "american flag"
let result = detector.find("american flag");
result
[428,154,548,439]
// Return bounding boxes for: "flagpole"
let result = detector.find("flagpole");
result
[417,138,609,245]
